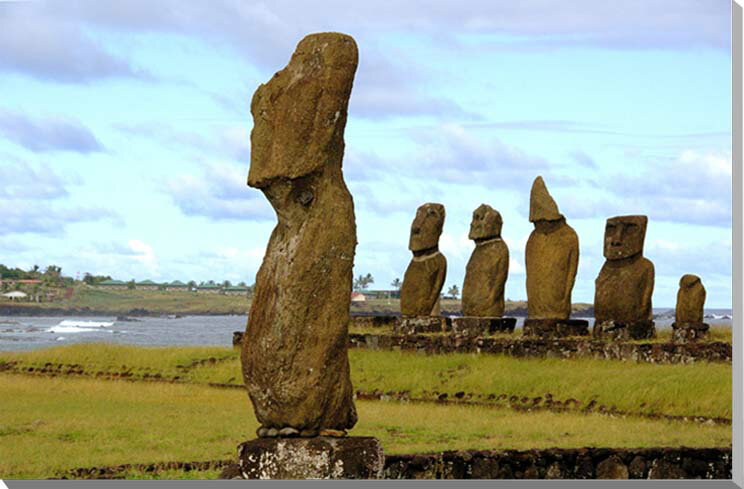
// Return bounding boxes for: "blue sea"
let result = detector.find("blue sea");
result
[0,309,733,352]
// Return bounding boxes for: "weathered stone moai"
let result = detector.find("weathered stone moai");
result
[456,204,516,336]
[523,176,588,338]
[396,203,448,334]
[593,215,656,340]
[239,33,382,479]
[671,274,709,342]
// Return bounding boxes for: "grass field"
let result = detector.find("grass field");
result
[1,344,732,419]
[2,287,598,316]
[0,374,731,479]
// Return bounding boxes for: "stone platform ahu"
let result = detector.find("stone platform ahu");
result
[523,177,588,338]
[458,204,516,336]
[237,32,383,479]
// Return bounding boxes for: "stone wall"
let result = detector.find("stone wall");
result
[348,334,731,364]
[232,331,730,363]
[384,447,732,479]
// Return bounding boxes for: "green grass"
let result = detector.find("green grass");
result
[0,374,731,479]
[2,287,250,315]
[1,344,731,419]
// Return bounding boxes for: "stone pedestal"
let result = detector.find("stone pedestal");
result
[394,316,450,335]
[522,319,589,338]
[671,322,710,343]
[593,320,656,340]
[451,317,516,336]
[236,437,384,479]
[350,315,399,330]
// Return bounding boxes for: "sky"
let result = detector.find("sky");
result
[0,0,734,308]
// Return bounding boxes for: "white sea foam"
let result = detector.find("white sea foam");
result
[47,320,115,334]
[58,320,114,328]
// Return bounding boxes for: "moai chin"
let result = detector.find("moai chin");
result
[672,274,709,342]
[523,177,586,337]
[241,32,359,439]
[399,203,447,318]
[593,215,656,340]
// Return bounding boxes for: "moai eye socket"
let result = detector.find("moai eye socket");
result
[625,223,638,234]
[606,223,616,232]
[297,189,314,206]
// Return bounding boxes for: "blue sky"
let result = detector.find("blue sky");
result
[0,0,733,307]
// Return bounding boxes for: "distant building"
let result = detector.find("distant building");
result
[2,291,28,300]
[224,285,249,296]
[166,280,189,291]
[351,292,366,302]
[197,283,222,294]
[96,279,128,290]
[135,279,160,291]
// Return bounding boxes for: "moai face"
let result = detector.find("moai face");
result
[603,215,648,260]
[409,203,445,252]
[469,204,503,241]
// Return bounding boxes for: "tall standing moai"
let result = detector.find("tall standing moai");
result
[593,215,656,340]
[456,204,516,336]
[237,33,384,480]
[396,203,449,334]
[523,176,588,338]
[671,274,709,342]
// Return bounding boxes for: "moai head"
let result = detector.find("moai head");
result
[248,33,358,190]
[680,274,701,289]
[529,176,563,225]
[409,203,445,252]
[603,215,648,260]
[469,204,503,241]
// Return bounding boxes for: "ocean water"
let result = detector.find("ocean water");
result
[0,309,733,352]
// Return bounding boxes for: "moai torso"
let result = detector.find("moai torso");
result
[241,33,359,435]
[594,216,654,323]
[525,177,578,320]
[462,204,509,317]
[400,203,447,316]
[676,274,706,324]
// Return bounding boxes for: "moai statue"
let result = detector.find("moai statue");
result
[593,215,656,340]
[397,203,448,334]
[523,176,587,338]
[672,274,709,342]
[242,33,359,440]
[456,204,516,336]
[239,33,385,480]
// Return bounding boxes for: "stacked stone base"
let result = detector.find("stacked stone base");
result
[350,315,399,329]
[593,320,656,340]
[671,322,710,343]
[394,316,451,334]
[522,319,589,338]
[234,437,384,479]
[450,317,516,336]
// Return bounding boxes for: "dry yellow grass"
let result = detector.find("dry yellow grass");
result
[0,374,731,479]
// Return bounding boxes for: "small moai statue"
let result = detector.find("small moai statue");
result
[593,215,656,340]
[456,204,516,336]
[672,274,709,342]
[397,203,448,334]
[238,32,384,481]
[523,176,588,338]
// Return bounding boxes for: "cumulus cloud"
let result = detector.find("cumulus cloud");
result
[167,162,273,221]
[0,110,104,153]
[0,3,148,83]
[0,201,118,235]
[562,150,732,226]
[0,160,118,235]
